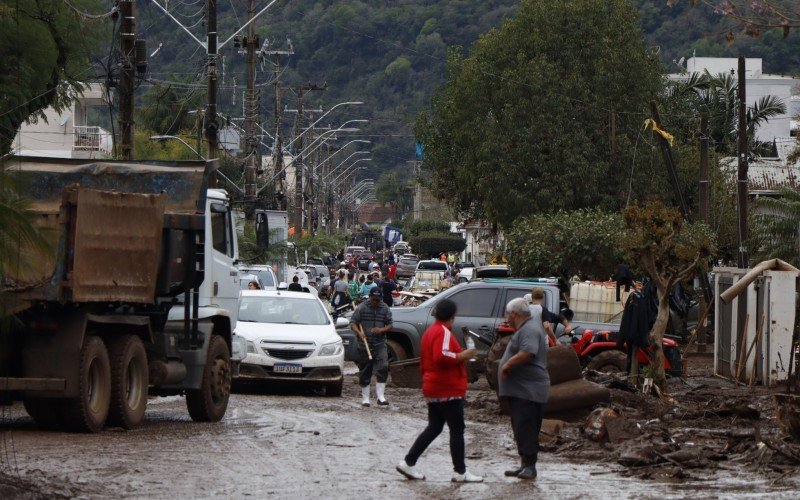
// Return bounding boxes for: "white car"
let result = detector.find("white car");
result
[239,265,278,291]
[234,290,344,396]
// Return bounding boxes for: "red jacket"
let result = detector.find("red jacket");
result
[420,321,466,398]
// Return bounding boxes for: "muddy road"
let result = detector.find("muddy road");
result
[1,363,799,499]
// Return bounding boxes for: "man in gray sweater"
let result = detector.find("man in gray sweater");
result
[499,298,549,481]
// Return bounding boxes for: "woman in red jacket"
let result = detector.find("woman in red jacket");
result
[395,298,483,483]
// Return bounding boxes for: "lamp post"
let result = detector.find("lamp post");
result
[284,101,363,149]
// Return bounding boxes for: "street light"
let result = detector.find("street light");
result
[285,101,364,149]
[322,151,370,181]
[149,135,244,194]
[326,139,371,162]
[255,125,361,195]
[330,158,372,185]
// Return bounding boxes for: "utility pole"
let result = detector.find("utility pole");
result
[736,55,749,269]
[243,0,260,216]
[118,0,135,160]
[609,108,617,165]
[205,0,219,187]
[290,84,325,234]
[699,112,709,223]
[263,40,293,210]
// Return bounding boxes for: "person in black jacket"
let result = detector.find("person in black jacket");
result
[614,263,634,302]
[617,281,657,373]
[288,275,303,292]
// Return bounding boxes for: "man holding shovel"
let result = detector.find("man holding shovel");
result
[350,287,393,407]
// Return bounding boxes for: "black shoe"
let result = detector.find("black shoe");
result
[517,466,537,480]
[377,399,389,406]
[504,466,524,477]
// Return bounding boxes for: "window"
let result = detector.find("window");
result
[238,296,329,325]
[505,288,529,306]
[210,204,233,257]
[449,289,498,318]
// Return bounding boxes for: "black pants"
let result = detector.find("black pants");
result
[616,278,632,301]
[507,396,546,468]
[405,399,466,474]
[357,342,388,386]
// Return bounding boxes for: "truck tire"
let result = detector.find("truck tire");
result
[107,335,148,429]
[23,398,64,430]
[186,335,231,422]
[62,335,112,433]
[386,339,408,363]
[586,350,627,373]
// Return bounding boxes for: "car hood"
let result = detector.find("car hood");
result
[235,321,339,344]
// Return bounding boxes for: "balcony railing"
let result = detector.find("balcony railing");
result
[73,126,112,152]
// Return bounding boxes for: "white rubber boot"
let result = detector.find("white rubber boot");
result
[361,386,371,407]
[376,382,388,406]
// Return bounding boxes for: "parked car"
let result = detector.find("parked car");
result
[344,246,366,260]
[239,273,264,290]
[415,259,449,273]
[393,241,410,254]
[337,278,567,365]
[455,262,476,283]
[239,265,278,291]
[235,290,345,396]
[357,251,376,271]
[395,255,420,279]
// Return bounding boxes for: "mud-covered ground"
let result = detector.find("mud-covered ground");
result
[1,357,799,499]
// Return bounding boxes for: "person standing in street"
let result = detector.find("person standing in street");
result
[499,298,549,481]
[288,275,303,292]
[350,288,393,407]
[359,273,377,298]
[396,299,483,483]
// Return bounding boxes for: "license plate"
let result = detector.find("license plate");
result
[342,339,350,346]
[274,363,302,374]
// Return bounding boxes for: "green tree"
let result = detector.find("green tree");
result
[1,167,51,304]
[414,0,664,227]
[506,209,624,280]
[621,199,715,390]
[0,0,104,155]
[666,71,786,155]
[749,187,800,267]
[375,171,414,222]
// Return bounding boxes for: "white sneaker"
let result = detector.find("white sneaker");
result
[396,461,425,480]
[451,470,483,483]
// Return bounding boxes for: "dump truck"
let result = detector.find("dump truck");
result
[0,157,246,432]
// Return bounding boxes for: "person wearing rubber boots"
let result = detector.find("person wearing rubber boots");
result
[350,287,393,407]
[499,297,549,481]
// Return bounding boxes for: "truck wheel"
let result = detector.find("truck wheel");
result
[186,335,231,422]
[386,339,407,363]
[23,398,64,430]
[62,335,111,433]
[586,350,627,373]
[107,335,148,429]
[325,379,343,397]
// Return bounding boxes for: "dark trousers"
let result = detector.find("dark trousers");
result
[357,342,388,386]
[405,399,466,474]
[616,278,632,301]
[507,396,546,468]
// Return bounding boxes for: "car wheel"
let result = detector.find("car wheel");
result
[62,335,112,433]
[386,339,408,363]
[586,350,627,373]
[325,379,343,397]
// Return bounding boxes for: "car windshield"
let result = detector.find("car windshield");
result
[238,296,330,325]
[242,269,275,287]
[418,261,447,270]
[399,258,418,266]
